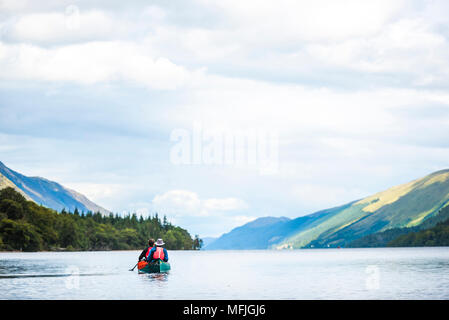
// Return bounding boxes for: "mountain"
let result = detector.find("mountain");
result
[209,169,449,249]
[205,217,291,249]
[207,203,354,250]
[201,237,218,249]
[0,161,109,214]
[291,169,449,249]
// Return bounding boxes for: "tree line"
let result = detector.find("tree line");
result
[348,204,449,247]
[0,187,203,252]
[388,214,449,247]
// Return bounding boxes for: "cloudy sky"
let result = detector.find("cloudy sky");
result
[1,0,449,237]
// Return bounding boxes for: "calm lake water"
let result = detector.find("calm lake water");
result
[1,247,448,300]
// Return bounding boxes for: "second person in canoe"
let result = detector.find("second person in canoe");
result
[147,238,169,263]
[138,238,155,262]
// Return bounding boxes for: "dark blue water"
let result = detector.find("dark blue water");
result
[1,247,448,299]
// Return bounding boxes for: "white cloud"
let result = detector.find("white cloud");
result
[153,190,201,214]
[203,198,248,211]
[0,5,167,44]
[0,0,30,12]
[152,189,248,217]
[0,41,190,89]
[1,10,117,44]
[305,17,448,74]
[137,0,449,88]
[200,0,404,41]
[63,182,124,203]
[2,1,449,89]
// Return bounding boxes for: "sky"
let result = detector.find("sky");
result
[1,0,449,237]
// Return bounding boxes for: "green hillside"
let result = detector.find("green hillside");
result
[275,169,449,249]
[349,204,449,247]
[388,208,449,247]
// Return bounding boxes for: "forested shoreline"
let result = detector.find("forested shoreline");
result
[0,187,202,252]
[348,205,449,248]
[388,216,449,247]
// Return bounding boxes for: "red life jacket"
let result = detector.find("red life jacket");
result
[152,247,165,260]
[145,247,152,259]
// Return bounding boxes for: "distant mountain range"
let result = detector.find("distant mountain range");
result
[208,169,449,249]
[201,237,218,249]
[0,161,109,214]
[205,217,291,250]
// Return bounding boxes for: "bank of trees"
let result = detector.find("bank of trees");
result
[388,215,449,247]
[349,205,449,248]
[0,187,202,252]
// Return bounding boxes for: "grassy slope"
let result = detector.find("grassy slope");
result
[348,203,449,247]
[388,212,449,247]
[0,172,33,201]
[277,169,449,248]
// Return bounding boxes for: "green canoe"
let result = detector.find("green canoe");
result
[138,259,171,274]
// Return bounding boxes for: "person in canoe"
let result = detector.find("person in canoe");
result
[138,238,155,262]
[147,238,169,263]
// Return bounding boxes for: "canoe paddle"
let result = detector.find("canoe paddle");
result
[129,262,138,271]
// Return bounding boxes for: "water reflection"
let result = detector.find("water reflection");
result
[0,259,66,275]
[0,273,110,279]
[139,272,169,282]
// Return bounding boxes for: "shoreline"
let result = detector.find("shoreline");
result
[0,249,141,253]
[1,246,447,254]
